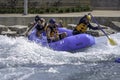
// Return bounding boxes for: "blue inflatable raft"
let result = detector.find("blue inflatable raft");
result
[115,58,120,63]
[28,28,95,51]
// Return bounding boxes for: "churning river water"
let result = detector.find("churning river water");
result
[0,28,120,80]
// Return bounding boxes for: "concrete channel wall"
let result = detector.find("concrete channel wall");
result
[0,16,120,27]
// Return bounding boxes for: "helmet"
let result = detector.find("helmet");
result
[86,15,91,20]
[49,18,56,24]
[59,20,63,23]
[35,15,40,22]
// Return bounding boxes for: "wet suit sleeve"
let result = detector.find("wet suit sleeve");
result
[88,23,107,30]
[87,23,99,30]
[78,16,86,24]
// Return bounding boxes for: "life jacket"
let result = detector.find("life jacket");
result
[36,24,44,31]
[43,22,48,31]
[47,25,59,38]
[74,23,88,33]
[36,22,48,31]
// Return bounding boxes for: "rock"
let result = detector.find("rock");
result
[111,21,120,31]
[8,25,28,35]
[67,24,77,29]
[90,22,116,36]
[0,25,8,34]
[86,31,99,37]
[1,29,17,37]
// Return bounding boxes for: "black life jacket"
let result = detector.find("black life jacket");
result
[36,24,44,31]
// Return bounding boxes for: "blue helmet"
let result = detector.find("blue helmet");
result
[35,15,40,22]
[49,18,56,24]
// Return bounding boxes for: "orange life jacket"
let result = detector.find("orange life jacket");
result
[75,23,87,33]
[46,25,59,38]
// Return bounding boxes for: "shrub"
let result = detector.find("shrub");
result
[0,5,91,14]
[58,8,64,13]
[71,7,75,12]
[65,8,70,13]
[45,8,50,13]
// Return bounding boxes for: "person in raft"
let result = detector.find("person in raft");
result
[25,15,41,36]
[72,13,108,35]
[46,18,67,43]
[35,18,48,38]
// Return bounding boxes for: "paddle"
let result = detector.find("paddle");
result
[89,13,117,46]
[24,22,38,37]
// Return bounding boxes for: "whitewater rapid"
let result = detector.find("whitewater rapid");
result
[0,32,120,80]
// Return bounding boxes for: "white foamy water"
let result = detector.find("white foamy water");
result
[0,26,120,80]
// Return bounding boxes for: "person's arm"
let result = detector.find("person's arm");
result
[88,23,107,30]
[46,28,51,39]
[24,22,36,36]
[88,23,99,30]
[46,28,54,40]
[54,29,60,40]
[78,16,86,24]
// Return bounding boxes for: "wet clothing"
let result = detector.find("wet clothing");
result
[35,22,47,38]
[46,24,58,43]
[46,24,65,43]
[78,15,99,30]
[47,34,63,43]
[36,24,44,31]
[73,15,99,35]
[36,22,47,31]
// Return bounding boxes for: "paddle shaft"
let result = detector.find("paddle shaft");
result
[90,15,110,39]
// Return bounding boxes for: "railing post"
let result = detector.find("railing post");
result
[24,0,28,15]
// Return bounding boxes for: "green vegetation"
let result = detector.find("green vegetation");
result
[0,6,91,14]
[0,8,23,14]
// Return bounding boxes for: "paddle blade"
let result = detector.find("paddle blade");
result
[108,38,117,45]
